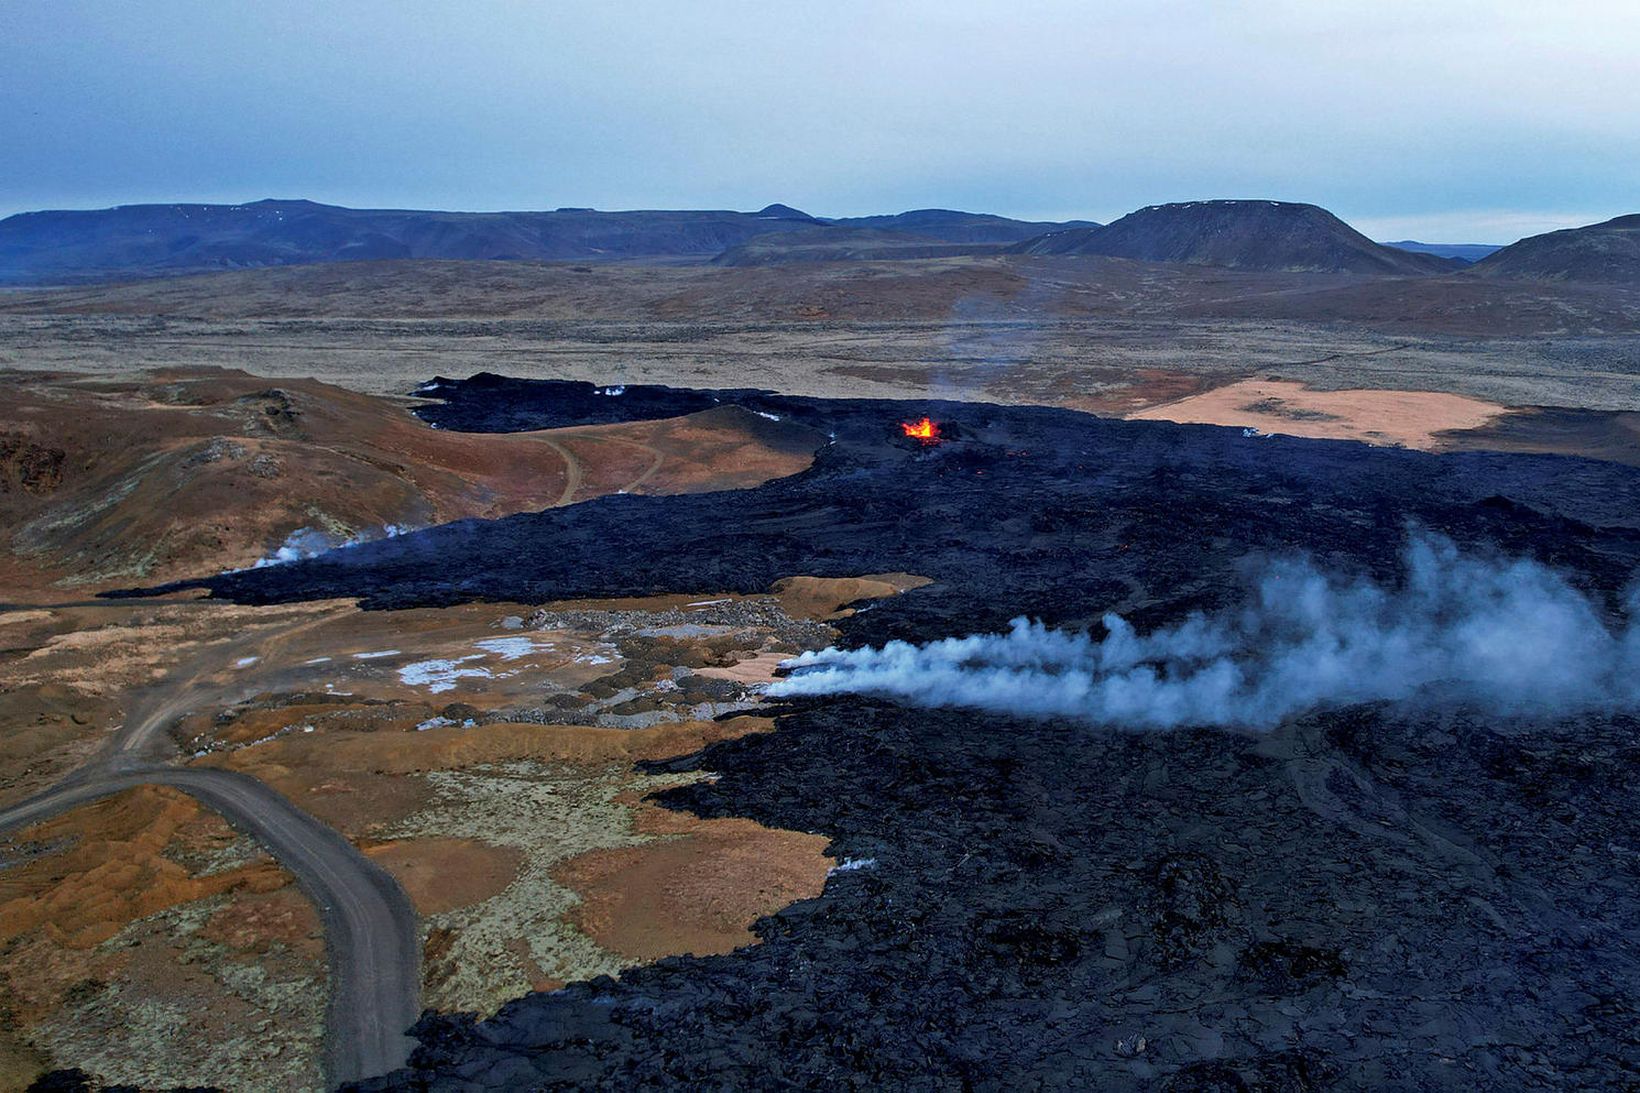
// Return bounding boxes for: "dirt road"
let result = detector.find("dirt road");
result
[0,605,422,1086]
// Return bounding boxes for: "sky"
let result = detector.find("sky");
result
[1,0,1636,243]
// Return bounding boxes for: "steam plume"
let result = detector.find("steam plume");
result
[769,534,1640,729]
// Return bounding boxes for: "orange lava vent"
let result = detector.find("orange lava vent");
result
[900,416,940,442]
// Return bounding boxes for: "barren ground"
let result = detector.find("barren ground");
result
[1128,379,1509,449]
[4,255,1640,1088]
[1,533,923,1088]
[0,362,896,1087]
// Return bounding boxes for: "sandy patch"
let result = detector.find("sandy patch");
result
[695,650,792,684]
[1127,378,1510,450]
[771,573,932,620]
[0,609,54,627]
[554,815,831,962]
[364,837,525,916]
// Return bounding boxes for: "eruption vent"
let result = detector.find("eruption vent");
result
[770,533,1640,730]
[901,416,940,442]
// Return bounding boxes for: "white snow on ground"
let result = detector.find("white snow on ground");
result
[234,656,260,668]
[304,656,332,665]
[398,655,492,694]
[828,857,878,875]
[474,636,547,661]
[352,649,401,660]
[754,411,781,421]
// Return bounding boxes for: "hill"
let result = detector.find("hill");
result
[824,209,1098,244]
[0,199,826,284]
[1472,214,1640,282]
[1383,240,1502,263]
[1015,200,1457,275]
[0,368,822,590]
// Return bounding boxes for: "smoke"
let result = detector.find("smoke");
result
[769,534,1640,729]
[245,522,411,570]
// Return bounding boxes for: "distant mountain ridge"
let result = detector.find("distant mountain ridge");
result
[823,208,1100,244]
[6,196,1631,285]
[1472,214,1640,282]
[0,200,1095,284]
[0,199,829,283]
[1382,240,1502,263]
[712,227,1000,266]
[1013,200,1458,275]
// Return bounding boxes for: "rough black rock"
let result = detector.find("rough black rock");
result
[136,377,1640,1089]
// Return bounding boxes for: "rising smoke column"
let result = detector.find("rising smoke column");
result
[768,534,1640,729]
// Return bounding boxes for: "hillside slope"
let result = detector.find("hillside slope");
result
[1472,215,1640,282]
[0,369,822,590]
[1016,200,1456,274]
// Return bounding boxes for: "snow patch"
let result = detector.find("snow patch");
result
[474,636,544,661]
[829,857,878,875]
[398,655,491,694]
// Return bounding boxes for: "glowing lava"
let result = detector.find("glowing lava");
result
[900,417,940,442]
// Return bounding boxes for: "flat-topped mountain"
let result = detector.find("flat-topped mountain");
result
[1015,200,1457,275]
[1473,214,1640,282]
[0,199,831,283]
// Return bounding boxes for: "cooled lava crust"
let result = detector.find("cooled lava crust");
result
[148,377,1640,1089]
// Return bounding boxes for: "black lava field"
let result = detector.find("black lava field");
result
[162,377,1640,1089]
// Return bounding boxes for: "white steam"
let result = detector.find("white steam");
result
[768,534,1640,729]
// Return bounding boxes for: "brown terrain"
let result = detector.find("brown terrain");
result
[1,254,1635,455]
[0,352,934,1087]
[1128,378,1509,449]
[0,573,919,1087]
[0,368,820,595]
[3,251,1640,1087]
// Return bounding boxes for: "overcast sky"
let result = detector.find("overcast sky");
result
[2,0,1635,242]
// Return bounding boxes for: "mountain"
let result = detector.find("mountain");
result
[1383,240,1502,263]
[1471,215,1640,282]
[0,199,825,283]
[712,226,999,266]
[1014,200,1458,275]
[826,208,1099,244]
[0,200,1105,284]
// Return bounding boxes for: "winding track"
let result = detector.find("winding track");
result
[0,608,423,1086]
